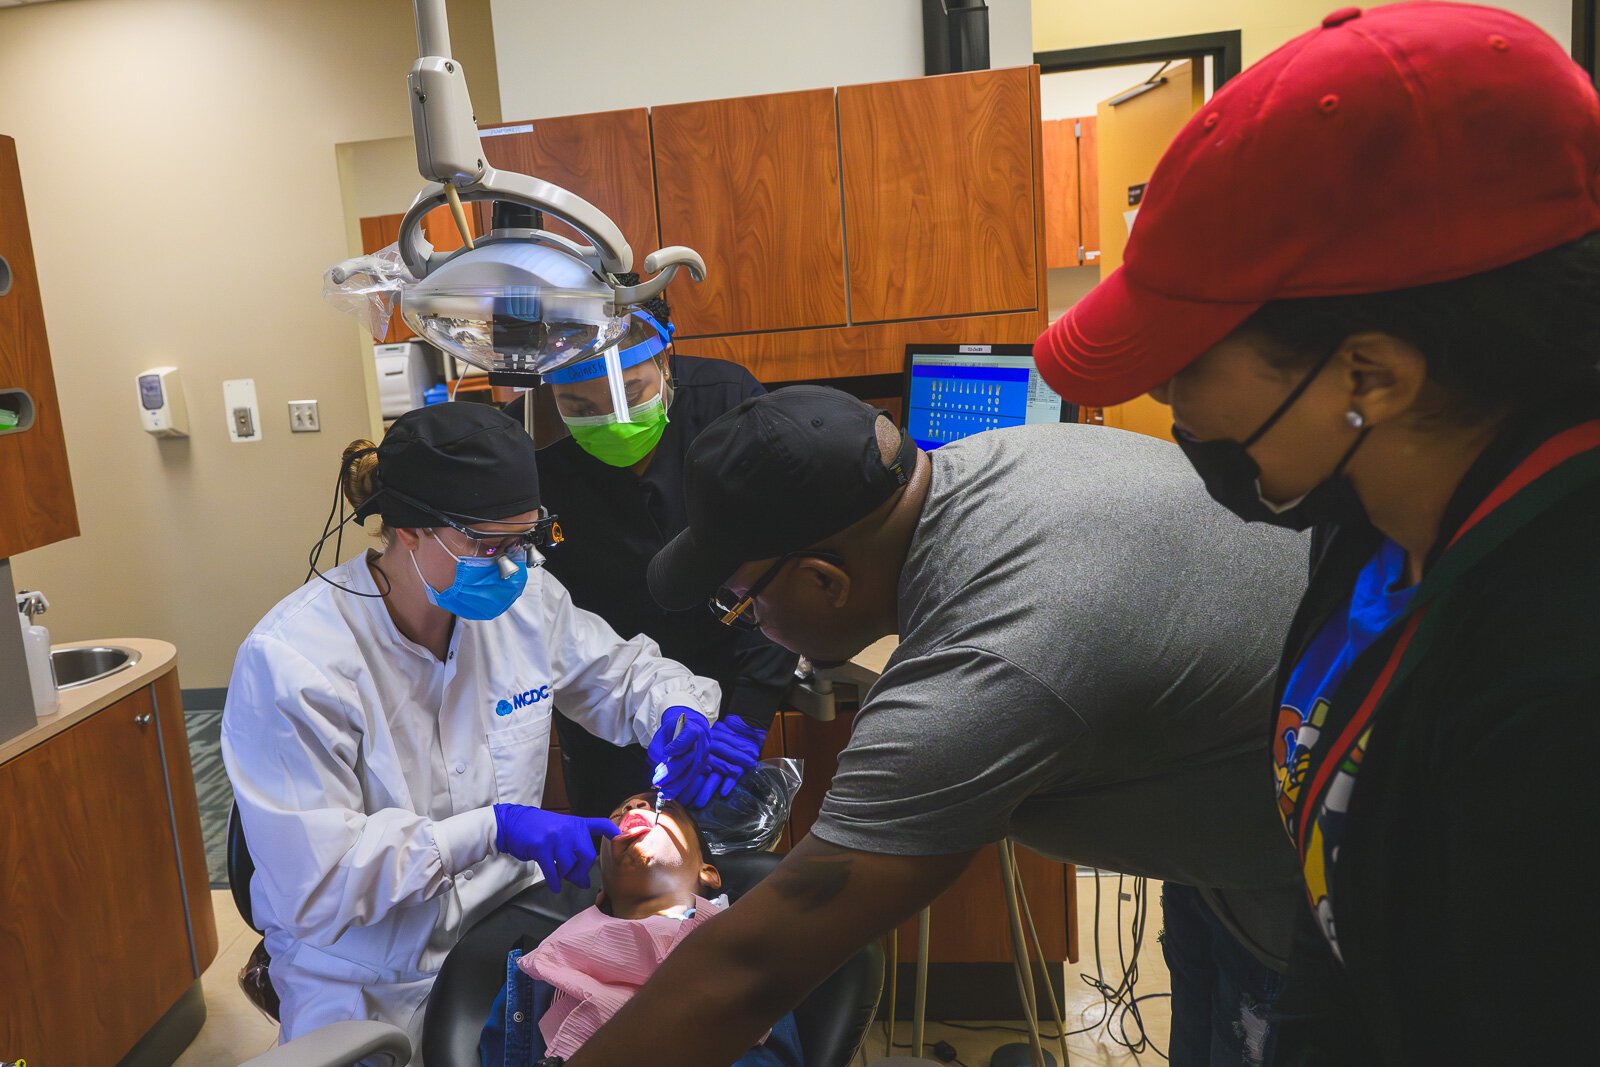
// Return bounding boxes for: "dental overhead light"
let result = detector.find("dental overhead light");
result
[398,0,705,386]
[327,0,705,411]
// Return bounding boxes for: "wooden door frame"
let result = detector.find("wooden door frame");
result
[1034,30,1243,91]
[1578,1,1599,83]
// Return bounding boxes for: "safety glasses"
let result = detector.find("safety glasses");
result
[709,551,842,630]
[432,507,564,559]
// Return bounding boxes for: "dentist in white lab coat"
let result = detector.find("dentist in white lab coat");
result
[222,403,721,1059]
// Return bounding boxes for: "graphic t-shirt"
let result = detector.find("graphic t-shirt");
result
[1275,538,1417,961]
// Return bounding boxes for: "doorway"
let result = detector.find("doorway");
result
[1033,33,1240,440]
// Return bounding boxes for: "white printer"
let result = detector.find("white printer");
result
[373,341,438,418]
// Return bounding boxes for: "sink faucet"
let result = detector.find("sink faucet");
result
[16,590,48,627]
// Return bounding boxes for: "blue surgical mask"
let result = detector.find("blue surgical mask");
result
[410,533,528,620]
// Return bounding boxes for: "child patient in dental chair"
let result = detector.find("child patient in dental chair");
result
[479,791,803,1067]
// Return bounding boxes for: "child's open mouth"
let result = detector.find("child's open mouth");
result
[616,811,655,841]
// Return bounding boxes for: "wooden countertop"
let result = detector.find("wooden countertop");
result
[0,638,178,765]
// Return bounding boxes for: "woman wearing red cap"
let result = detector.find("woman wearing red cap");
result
[1035,3,1600,1062]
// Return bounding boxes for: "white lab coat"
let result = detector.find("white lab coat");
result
[221,552,719,1061]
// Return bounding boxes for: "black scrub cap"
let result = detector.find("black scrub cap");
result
[354,402,540,528]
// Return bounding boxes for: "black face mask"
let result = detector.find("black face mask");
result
[1173,351,1369,532]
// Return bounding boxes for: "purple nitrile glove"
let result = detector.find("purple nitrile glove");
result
[691,715,769,808]
[646,706,712,805]
[492,803,619,892]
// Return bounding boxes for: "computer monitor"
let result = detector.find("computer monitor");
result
[902,343,1078,450]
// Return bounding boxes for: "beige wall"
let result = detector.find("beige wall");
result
[490,0,1035,119]
[1040,61,1175,120]
[1032,0,1573,65]
[0,0,497,688]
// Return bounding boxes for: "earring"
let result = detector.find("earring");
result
[1345,410,1366,429]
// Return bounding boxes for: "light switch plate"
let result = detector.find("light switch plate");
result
[223,378,261,443]
[288,400,320,433]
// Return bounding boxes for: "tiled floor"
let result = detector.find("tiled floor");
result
[178,875,1172,1065]
[862,874,1172,1066]
[174,891,279,1066]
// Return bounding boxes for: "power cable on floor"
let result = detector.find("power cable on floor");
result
[929,870,1172,1059]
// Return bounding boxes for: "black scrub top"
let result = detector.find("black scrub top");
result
[507,353,799,727]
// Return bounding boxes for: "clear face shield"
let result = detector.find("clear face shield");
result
[538,311,676,463]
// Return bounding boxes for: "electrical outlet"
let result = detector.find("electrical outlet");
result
[223,378,261,443]
[288,400,320,433]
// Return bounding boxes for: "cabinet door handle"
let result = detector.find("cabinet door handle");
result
[134,713,153,726]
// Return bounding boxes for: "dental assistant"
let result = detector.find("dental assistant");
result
[505,292,797,816]
[221,403,721,1057]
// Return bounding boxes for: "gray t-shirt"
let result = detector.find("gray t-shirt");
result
[811,424,1307,898]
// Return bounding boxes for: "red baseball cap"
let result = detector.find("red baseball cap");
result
[1034,2,1600,408]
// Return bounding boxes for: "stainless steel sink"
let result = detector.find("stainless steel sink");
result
[51,646,141,690]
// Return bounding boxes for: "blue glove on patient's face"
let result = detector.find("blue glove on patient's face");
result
[492,804,619,892]
[646,706,712,806]
[693,716,769,809]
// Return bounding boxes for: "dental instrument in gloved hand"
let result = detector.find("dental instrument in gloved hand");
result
[646,706,713,813]
[493,804,620,892]
[649,717,694,822]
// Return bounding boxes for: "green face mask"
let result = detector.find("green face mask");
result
[564,395,669,467]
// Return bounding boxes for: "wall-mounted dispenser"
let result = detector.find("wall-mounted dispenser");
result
[136,367,189,438]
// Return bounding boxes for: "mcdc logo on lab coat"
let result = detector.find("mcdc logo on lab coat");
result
[496,685,551,716]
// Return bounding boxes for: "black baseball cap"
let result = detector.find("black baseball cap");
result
[647,386,915,612]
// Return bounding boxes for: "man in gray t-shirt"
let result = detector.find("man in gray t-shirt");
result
[820,415,1302,893]
[565,387,1306,1067]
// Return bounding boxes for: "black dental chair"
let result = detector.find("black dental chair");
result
[229,803,884,1066]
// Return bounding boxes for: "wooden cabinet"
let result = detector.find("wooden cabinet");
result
[0,671,216,1064]
[838,68,1041,324]
[0,134,78,559]
[1041,116,1100,269]
[422,202,480,254]
[1079,116,1101,266]
[688,309,1043,383]
[652,89,848,337]
[358,213,408,345]
[352,69,1052,413]
[358,206,484,344]
[478,110,660,265]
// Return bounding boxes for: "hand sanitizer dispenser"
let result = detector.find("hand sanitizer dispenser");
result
[16,591,57,718]
[137,366,189,438]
